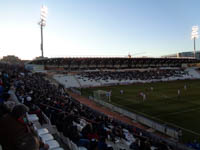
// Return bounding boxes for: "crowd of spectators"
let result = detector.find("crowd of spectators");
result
[77,69,188,82]
[29,57,199,70]
[0,63,187,150]
[0,64,49,150]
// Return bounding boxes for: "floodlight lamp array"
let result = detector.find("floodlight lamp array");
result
[40,5,48,26]
[191,26,199,39]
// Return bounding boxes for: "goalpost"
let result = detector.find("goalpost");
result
[93,90,111,102]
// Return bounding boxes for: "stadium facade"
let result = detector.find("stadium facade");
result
[162,51,200,59]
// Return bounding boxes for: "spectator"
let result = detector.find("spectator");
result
[0,63,182,150]
[0,104,49,150]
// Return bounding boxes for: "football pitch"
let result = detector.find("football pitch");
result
[81,79,200,142]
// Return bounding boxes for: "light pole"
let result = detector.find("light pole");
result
[39,5,48,58]
[191,26,199,59]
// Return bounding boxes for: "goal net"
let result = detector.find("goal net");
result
[93,90,111,102]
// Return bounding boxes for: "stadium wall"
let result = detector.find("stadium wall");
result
[89,96,179,139]
[25,64,46,73]
[84,96,195,150]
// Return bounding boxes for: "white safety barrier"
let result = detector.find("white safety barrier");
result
[37,128,49,136]
[40,133,54,143]
[27,114,39,123]
[88,96,195,150]
[90,97,178,138]
[46,140,60,149]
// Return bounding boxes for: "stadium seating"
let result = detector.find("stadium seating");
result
[52,148,64,150]
[46,140,60,149]
[52,68,199,88]
[73,69,194,87]
[40,133,54,143]
[28,57,200,70]
[27,114,39,123]
[1,63,197,150]
[186,68,200,78]
[37,128,49,136]
[26,112,64,150]
[54,74,80,88]
[76,74,101,87]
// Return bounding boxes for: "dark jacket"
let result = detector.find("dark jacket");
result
[0,114,30,150]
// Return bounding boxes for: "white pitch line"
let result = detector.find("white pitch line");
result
[156,107,200,117]
[111,101,200,136]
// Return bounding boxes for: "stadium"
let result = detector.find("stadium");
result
[18,56,199,150]
[2,1,200,150]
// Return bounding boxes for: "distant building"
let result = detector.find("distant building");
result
[162,51,200,59]
[0,55,23,64]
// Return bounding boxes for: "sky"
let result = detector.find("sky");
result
[0,0,200,60]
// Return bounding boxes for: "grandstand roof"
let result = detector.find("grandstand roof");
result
[28,57,199,67]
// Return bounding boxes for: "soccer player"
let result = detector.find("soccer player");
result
[106,92,109,98]
[177,89,180,99]
[139,92,146,101]
[120,89,124,95]
[150,87,154,91]
[109,90,112,96]
[139,92,143,98]
[143,93,146,101]
[184,84,187,91]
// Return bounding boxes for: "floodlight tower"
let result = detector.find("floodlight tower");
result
[38,5,48,58]
[191,26,199,58]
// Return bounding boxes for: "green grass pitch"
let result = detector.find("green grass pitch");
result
[81,79,200,142]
